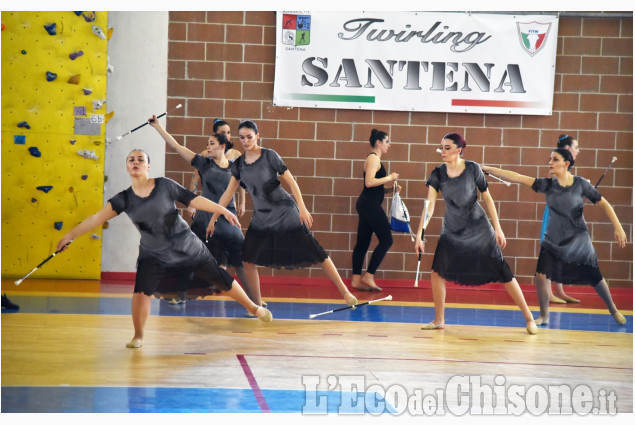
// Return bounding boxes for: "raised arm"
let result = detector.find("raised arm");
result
[597,197,627,248]
[414,187,437,254]
[279,169,313,228]
[148,115,196,163]
[481,165,536,187]
[56,204,118,251]
[481,189,506,249]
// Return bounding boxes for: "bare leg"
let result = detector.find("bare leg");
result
[421,271,446,330]
[236,264,262,306]
[594,279,626,325]
[553,282,580,303]
[504,278,537,334]
[127,292,152,348]
[223,280,272,322]
[320,257,357,306]
[534,273,551,325]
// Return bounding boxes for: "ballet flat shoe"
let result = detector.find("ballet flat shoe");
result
[256,307,273,323]
[126,339,142,349]
[549,296,566,304]
[420,322,444,330]
[534,317,549,326]
[564,297,581,304]
[526,321,538,335]
[612,311,626,325]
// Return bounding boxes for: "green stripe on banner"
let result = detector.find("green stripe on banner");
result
[287,93,375,103]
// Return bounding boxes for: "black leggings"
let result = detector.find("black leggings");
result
[352,196,393,275]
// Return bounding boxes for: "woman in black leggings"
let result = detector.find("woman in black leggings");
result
[351,129,400,292]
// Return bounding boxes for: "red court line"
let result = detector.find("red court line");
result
[236,354,271,413]
[245,353,632,371]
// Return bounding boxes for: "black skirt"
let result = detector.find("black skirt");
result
[134,254,234,299]
[536,246,603,286]
[431,237,514,286]
[242,225,328,269]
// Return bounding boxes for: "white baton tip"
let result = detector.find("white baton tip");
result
[176,104,183,109]
[14,279,22,285]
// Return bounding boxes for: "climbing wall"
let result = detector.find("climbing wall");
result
[1,11,109,279]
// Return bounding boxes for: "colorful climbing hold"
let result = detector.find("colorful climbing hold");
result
[54,221,63,230]
[92,25,106,40]
[77,149,98,160]
[74,11,83,16]
[69,50,84,60]
[105,111,114,123]
[93,140,102,146]
[31,198,37,203]
[68,186,74,193]
[1,23,4,31]
[81,175,88,180]
[21,50,27,55]
[83,88,92,95]
[36,186,53,193]
[107,28,114,40]
[90,233,101,240]
[82,12,96,22]
[28,147,41,157]
[44,23,56,35]
[14,135,26,145]
[68,74,81,85]
[93,99,105,110]
[46,71,57,81]
[70,139,77,145]
[17,121,30,129]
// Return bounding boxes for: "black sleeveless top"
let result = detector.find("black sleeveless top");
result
[359,152,386,203]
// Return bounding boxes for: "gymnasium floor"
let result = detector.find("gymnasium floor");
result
[1,277,632,415]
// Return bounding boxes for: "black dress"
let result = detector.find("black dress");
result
[230,148,328,269]
[190,154,244,268]
[426,161,514,286]
[108,177,234,299]
[532,177,603,285]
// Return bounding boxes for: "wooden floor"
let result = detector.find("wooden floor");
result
[1,278,633,415]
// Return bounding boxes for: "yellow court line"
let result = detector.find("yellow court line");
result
[7,292,632,315]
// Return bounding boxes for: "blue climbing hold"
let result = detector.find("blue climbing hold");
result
[83,88,92,95]
[70,139,77,145]
[46,71,57,81]
[54,221,63,230]
[44,23,56,35]
[28,147,41,157]
[36,186,53,193]
[14,135,25,145]
[21,50,27,54]
[81,175,88,180]
[17,121,30,129]
[69,50,84,60]
[31,198,37,203]
[74,11,83,16]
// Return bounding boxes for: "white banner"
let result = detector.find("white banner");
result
[274,12,559,115]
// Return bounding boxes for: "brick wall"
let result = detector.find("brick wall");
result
[165,11,633,288]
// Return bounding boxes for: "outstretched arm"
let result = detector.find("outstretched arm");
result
[56,204,118,251]
[189,195,240,229]
[148,115,196,163]
[207,177,241,238]
[597,197,627,248]
[481,189,506,249]
[414,187,437,254]
[481,165,536,187]
[279,170,313,228]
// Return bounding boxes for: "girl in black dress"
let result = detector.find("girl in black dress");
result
[149,116,262,307]
[56,149,273,349]
[482,149,627,326]
[415,133,537,334]
[208,120,358,307]
[351,129,400,292]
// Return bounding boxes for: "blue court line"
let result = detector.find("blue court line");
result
[0,386,393,413]
[1,295,631,333]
